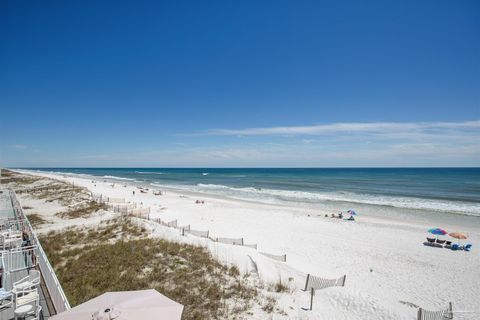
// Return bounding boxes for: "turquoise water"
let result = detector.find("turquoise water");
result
[25,168,480,226]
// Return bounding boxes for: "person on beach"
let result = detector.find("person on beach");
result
[133,190,135,196]
[339,212,343,219]
[22,231,31,247]
[22,231,35,269]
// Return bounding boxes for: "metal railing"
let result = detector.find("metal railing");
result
[9,189,71,314]
[2,245,38,273]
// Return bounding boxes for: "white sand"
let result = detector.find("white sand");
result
[17,170,480,319]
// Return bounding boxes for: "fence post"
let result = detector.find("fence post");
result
[309,288,314,310]
[417,308,422,320]
[304,274,310,291]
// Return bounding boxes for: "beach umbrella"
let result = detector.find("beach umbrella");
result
[449,232,467,239]
[51,289,183,320]
[449,232,468,244]
[428,228,447,235]
[428,228,447,240]
[347,209,357,216]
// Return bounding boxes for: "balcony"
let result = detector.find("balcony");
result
[0,189,70,320]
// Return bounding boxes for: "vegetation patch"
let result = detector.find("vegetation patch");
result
[1,169,93,211]
[0,169,42,185]
[56,201,107,219]
[40,218,259,319]
[26,213,49,227]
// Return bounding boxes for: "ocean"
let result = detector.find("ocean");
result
[26,167,480,226]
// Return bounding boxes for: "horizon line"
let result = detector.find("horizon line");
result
[6,166,480,169]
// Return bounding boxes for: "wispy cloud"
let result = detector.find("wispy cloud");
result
[204,120,480,137]
[164,120,480,166]
[3,121,479,167]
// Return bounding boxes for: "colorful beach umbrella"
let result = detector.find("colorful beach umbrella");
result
[347,209,357,216]
[428,228,447,236]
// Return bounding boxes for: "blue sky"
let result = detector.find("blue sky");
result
[0,0,479,167]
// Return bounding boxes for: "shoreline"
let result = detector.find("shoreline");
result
[17,168,480,233]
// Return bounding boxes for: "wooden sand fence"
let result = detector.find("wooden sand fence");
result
[303,274,347,311]
[417,302,453,320]
[146,217,292,265]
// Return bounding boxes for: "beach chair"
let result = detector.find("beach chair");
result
[464,244,472,252]
[12,270,40,293]
[435,239,445,244]
[451,244,459,251]
[14,288,39,315]
[426,237,436,243]
[423,241,443,248]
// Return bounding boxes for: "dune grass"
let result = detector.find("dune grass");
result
[56,201,107,219]
[26,213,49,227]
[0,169,41,185]
[40,218,258,319]
[1,170,97,217]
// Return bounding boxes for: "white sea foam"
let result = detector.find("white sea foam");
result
[102,175,135,181]
[191,183,480,216]
[150,183,163,187]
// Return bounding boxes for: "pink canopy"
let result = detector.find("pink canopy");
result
[51,289,183,320]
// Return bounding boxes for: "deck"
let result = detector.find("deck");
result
[0,188,69,320]
[0,267,51,320]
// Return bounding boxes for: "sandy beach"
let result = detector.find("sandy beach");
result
[13,169,479,320]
